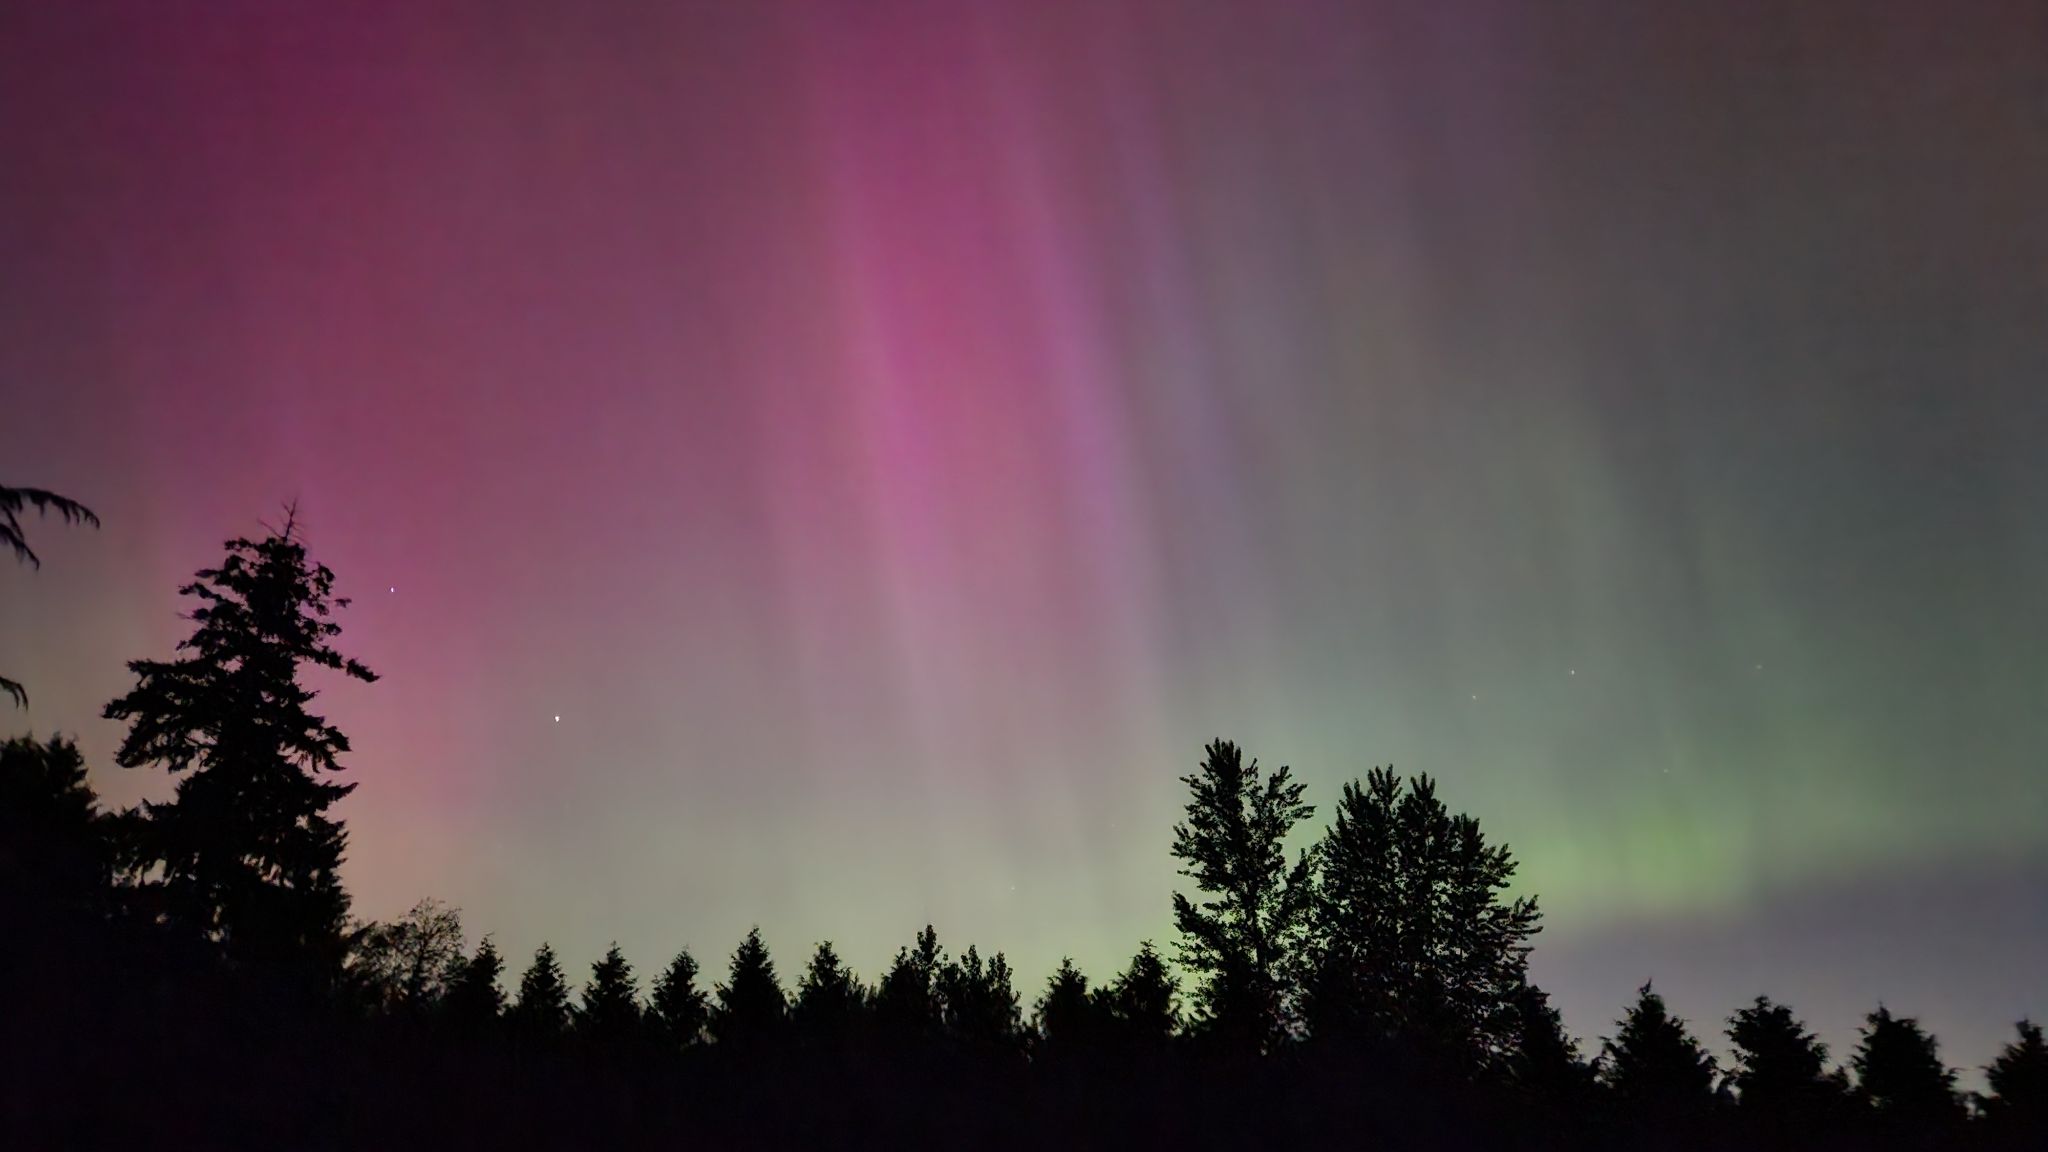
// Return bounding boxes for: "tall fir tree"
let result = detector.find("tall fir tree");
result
[102,515,376,979]
[1304,768,1539,1069]
[1599,982,1719,1126]
[1170,739,1314,1053]
[712,927,786,1047]
[511,943,572,1043]
[1851,1006,1961,1137]
[443,937,506,1034]
[1034,959,1103,1054]
[1727,996,1842,1139]
[576,943,644,1049]
[649,949,710,1052]
[792,940,864,1042]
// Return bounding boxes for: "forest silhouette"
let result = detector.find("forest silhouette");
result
[3,501,2044,1150]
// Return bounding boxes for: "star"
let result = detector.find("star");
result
[553,715,561,723]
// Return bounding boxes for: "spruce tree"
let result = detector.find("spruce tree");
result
[1501,980,1589,1100]
[1851,1006,1961,1137]
[1034,959,1102,1053]
[938,945,1022,1052]
[874,924,944,1037]
[443,937,506,1034]
[102,515,376,978]
[711,927,785,1047]
[0,736,109,916]
[792,940,864,1042]
[1104,942,1181,1045]
[577,942,643,1049]
[1305,768,1539,1068]
[1599,982,1719,1125]
[511,943,572,1043]
[1727,996,1841,1137]
[1170,739,1314,1053]
[1984,1020,2048,1141]
[649,949,710,1051]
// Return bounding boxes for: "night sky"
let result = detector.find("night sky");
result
[4,0,2045,1072]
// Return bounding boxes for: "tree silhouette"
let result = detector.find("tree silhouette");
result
[1034,959,1103,1054]
[1303,767,1539,1069]
[711,927,785,1047]
[102,515,376,979]
[1500,979,1590,1101]
[443,936,506,1034]
[938,944,1023,1052]
[1851,1006,1962,1140]
[649,949,710,1052]
[1599,982,1719,1127]
[1103,942,1180,1046]
[347,898,465,1014]
[874,924,944,1038]
[1727,996,1842,1139]
[511,943,572,1044]
[1170,739,1314,1053]
[1983,1020,2048,1145]
[792,940,864,1042]
[1,485,98,707]
[576,942,644,1050]
[0,736,109,917]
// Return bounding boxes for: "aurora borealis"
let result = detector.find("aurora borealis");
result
[3,0,2044,1072]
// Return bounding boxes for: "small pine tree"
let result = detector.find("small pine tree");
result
[443,937,506,1034]
[712,927,785,1047]
[1851,1006,1961,1136]
[1599,982,1718,1124]
[102,515,376,979]
[1170,739,1314,1053]
[1104,942,1181,1045]
[576,942,643,1049]
[511,943,572,1043]
[1984,1020,2048,1140]
[649,949,710,1051]
[792,940,864,1041]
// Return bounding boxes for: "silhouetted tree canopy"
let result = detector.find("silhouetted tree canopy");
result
[1034,958,1102,1054]
[1303,767,1540,1070]
[348,898,466,1014]
[938,944,1023,1053]
[102,516,376,980]
[874,924,944,1038]
[712,927,785,1047]
[649,948,710,1051]
[1727,995,1843,1141]
[1103,942,1180,1046]
[1600,981,1719,1126]
[1984,1019,2048,1143]
[443,936,506,1033]
[0,735,108,915]
[1170,739,1314,1053]
[576,942,644,1049]
[1852,1005,1962,1137]
[792,940,864,1042]
[512,943,572,1043]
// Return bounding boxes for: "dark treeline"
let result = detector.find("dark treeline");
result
[4,510,2046,1150]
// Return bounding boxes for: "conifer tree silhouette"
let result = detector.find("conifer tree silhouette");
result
[1727,996,1842,1139]
[1984,1020,2048,1144]
[1500,979,1589,1100]
[576,942,644,1050]
[937,944,1023,1052]
[649,949,710,1051]
[1851,1006,1962,1139]
[1104,942,1180,1045]
[102,512,376,980]
[1034,959,1102,1053]
[1170,739,1314,1053]
[0,736,109,917]
[792,940,864,1042]
[511,943,572,1043]
[874,924,944,1037]
[1599,982,1719,1126]
[1,485,98,707]
[1304,768,1539,1069]
[443,936,506,1034]
[712,927,785,1047]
